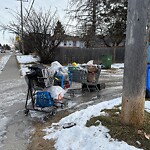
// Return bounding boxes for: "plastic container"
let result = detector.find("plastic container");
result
[148,45,150,63]
[54,73,72,88]
[146,64,150,98]
[101,55,112,69]
[68,67,81,83]
[69,69,82,83]
[35,91,54,107]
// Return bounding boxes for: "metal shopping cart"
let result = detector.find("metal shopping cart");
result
[24,64,57,116]
[80,65,102,92]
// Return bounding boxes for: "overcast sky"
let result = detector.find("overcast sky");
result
[0,0,69,45]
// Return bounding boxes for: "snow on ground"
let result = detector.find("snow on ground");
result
[19,64,31,76]
[43,97,150,150]
[16,55,40,76]
[111,63,124,69]
[0,54,11,74]
[16,55,40,64]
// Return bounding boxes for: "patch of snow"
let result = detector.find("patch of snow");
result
[0,54,11,74]
[43,97,150,150]
[20,64,30,76]
[16,54,40,76]
[111,63,124,69]
[16,55,40,64]
[67,101,77,108]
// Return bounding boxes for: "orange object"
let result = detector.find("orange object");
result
[58,94,62,100]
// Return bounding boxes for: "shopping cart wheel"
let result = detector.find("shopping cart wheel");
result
[97,93,101,98]
[24,109,29,116]
[61,103,65,109]
[52,109,57,115]
[43,109,56,121]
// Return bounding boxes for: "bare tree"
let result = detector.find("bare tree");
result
[0,9,65,63]
[121,0,149,128]
[23,10,65,63]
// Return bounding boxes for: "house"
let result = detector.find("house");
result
[59,35,85,48]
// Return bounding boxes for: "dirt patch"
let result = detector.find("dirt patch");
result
[27,110,70,150]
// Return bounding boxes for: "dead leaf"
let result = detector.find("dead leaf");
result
[144,132,150,140]
[137,130,142,134]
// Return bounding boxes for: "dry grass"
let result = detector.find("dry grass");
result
[86,106,150,150]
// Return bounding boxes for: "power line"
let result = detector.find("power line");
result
[26,0,35,19]
[27,0,32,10]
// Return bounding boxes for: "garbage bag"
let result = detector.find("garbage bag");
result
[47,86,67,100]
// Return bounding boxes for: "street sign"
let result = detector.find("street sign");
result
[16,36,20,42]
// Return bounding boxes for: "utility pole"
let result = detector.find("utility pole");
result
[20,0,24,54]
[17,0,28,54]
[121,0,149,128]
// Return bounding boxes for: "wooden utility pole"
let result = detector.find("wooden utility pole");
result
[121,0,149,128]
[17,0,28,54]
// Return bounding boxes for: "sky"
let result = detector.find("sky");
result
[0,0,69,45]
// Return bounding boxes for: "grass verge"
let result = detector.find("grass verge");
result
[86,105,150,150]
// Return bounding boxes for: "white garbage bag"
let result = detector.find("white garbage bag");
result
[47,86,67,100]
[87,60,94,65]
[48,61,69,80]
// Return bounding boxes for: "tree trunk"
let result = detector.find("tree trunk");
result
[121,0,149,128]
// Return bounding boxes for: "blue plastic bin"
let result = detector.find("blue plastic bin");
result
[146,64,150,98]
[54,73,72,88]
[148,45,150,63]
[35,91,54,108]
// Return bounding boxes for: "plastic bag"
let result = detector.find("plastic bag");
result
[48,61,62,76]
[47,86,67,100]
[48,61,68,78]
[87,60,94,65]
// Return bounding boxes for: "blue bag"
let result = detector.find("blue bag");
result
[35,91,54,108]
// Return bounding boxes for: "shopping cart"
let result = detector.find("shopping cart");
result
[24,64,57,116]
[80,65,101,92]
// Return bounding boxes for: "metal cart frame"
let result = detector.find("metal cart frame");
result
[24,74,57,116]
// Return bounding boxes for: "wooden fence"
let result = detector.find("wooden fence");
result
[53,47,125,64]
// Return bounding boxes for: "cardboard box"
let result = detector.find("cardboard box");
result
[87,65,97,73]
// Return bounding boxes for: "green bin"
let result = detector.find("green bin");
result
[101,55,112,69]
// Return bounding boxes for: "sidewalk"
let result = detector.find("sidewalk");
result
[0,53,30,150]
[0,53,20,80]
